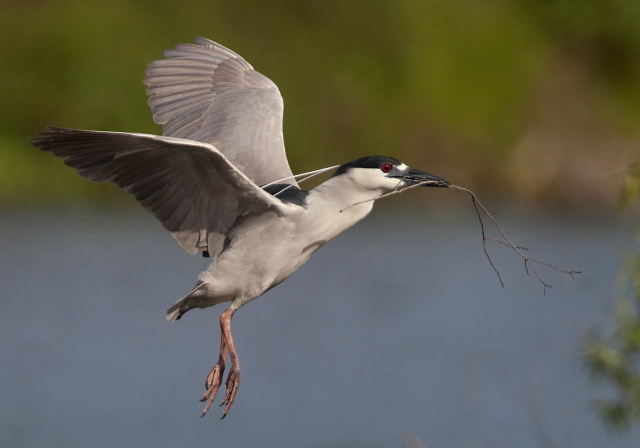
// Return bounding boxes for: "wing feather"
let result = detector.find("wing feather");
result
[145,37,297,187]
[30,127,290,257]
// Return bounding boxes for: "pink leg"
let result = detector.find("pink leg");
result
[199,308,240,418]
[219,309,240,418]
[199,313,229,417]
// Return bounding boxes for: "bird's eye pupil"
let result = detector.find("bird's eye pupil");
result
[381,164,392,173]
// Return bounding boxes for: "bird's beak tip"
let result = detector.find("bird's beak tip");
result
[402,168,450,187]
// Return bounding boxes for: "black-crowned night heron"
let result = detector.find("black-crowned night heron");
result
[30,37,450,418]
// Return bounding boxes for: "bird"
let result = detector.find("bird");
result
[30,37,450,418]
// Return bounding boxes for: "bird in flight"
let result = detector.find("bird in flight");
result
[31,37,450,418]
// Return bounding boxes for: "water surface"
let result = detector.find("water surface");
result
[1,204,638,447]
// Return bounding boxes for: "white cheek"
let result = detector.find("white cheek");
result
[379,176,404,190]
[349,168,402,191]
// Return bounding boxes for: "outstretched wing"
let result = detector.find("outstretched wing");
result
[144,37,297,188]
[30,127,291,257]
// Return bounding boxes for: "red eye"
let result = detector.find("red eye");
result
[380,163,393,173]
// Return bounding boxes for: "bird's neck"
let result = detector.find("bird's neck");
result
[303,175,381,241]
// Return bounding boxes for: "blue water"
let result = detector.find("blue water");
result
[1,202,639,447]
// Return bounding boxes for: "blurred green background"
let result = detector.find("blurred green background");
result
[4,1,640,443]
[2,0,639,210]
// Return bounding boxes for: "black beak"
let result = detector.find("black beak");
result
[393,168,450,187]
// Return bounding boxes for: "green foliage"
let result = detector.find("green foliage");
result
[619,163,640,212]
[585,169,640,431]
[2,0,640,206]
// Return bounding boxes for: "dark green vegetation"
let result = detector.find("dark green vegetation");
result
[585,165,640,431]
[2,0,639,208]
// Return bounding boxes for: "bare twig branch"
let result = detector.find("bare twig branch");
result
[339,179,580,292]
[485,238,528,251]
[449,185,580,293]
[467,188,504,287]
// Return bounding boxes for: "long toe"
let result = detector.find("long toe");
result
[220,369,240,418]
[204,362,224,391]
[199,363,225,417]
[200,394,217,418]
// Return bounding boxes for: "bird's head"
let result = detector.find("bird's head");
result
[331,156,450,194]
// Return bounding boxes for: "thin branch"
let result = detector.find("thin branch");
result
[467,188,504,287]
[338,178,421,212]
[449,185,581,293]
[339,180,580,292]
[485,238,528,251]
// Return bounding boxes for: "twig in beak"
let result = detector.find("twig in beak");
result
[340,178,580,293]
[448,184,581,294]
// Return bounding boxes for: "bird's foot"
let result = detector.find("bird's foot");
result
[220,368,240,419]
[199,362,224,418]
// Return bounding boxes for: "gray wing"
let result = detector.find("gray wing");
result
[30,127,291,257]
[144,37,297,188]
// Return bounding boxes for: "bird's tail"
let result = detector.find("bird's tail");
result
[165,301,187,322]
[165,281,208,322]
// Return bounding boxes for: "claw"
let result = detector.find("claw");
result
[204,362,224,391]
[199,362,225,417]
[200,308,240,419]
[220,369,240,417]
[200,389,217,417]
